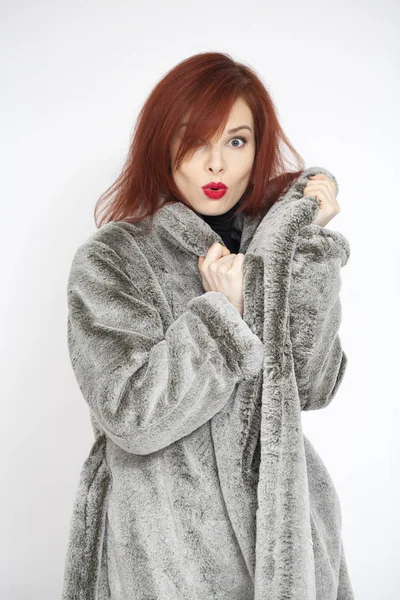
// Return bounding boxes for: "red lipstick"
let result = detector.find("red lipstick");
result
[201,181,228,200]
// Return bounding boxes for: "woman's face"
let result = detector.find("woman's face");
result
[170,97,256,216]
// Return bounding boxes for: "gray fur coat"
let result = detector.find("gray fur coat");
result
[61,165,354,599]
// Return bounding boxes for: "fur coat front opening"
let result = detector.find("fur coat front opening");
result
[61,166,354,600]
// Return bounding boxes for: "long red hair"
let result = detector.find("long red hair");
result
[94,52,305,229]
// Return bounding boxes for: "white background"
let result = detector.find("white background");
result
[1,0,399,598]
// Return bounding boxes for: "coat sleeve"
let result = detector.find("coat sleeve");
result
[67,239,264,455]
[288,224,350,411]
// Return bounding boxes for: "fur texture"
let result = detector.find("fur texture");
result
[61,166,354,599]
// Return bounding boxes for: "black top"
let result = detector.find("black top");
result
[195,198,242,254]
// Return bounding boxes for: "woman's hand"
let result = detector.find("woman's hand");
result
[303,173,340,227]
[198,243,245,317]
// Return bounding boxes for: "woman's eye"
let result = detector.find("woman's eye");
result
[229,136,247,148]
[195,136,248,149]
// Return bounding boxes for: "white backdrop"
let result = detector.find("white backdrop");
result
[1,0,399,598]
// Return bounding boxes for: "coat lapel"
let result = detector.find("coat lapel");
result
[244,168,332,598]
[151,193,263,258]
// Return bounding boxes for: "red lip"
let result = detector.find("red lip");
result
[202,188,228,200]
[201,181,228,190]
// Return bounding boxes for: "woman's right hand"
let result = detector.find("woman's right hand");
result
[198,242,245,317]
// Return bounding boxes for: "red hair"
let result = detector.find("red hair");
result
[94,52,305,229]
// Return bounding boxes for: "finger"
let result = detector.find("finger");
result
[227,253,245,272]
[306,178,336,196]
[304,187,326,206]
[307,183,336,205]
[304,185,329,202]
[304,181,329,190]
[208,242,230,257]
[200,243,230,272]
[214,254,237,266]
[309,174,332,181]
[209,254,237,276]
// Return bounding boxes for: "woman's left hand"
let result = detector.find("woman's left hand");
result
[303,173,340,227]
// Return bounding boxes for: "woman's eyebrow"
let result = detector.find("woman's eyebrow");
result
[179,123,252,134]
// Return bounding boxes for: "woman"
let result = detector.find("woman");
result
[62,52,354,599]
